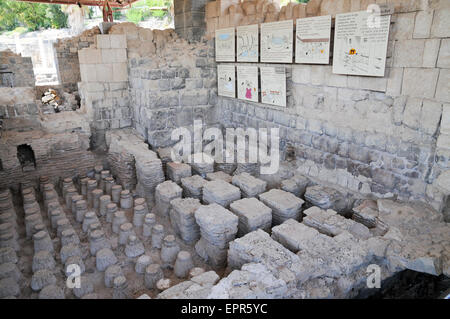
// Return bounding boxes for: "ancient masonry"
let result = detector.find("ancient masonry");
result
[0,0,449,299]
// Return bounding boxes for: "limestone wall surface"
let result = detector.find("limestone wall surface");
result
[212,0,450,217]
[0,50,35,88]
[0,126,95,191]
[54,27,100,92]
[100,23,218,149]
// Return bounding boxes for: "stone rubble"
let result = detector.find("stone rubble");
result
[1,2,450,298]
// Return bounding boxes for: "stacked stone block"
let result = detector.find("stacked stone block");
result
[169,198,202,243]
[202,180,241,208]
[231,173,267,198]
[229,198,272,237]
[194,203,238,267]
[258,189,304,225]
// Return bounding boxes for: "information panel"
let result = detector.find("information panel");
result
[237,65,259,102]
[215,28,235,62]
[260,66,286,107]
[237,24,259,62]
[332,11,390,76]
[295,15,332,64]
[261,20,293,63]
[218,64,236,98]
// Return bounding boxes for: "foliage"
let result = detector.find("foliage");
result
[125,0,172,24]
[280,0,309,4]
[0,0,68,32]
[113,9,123,20]
[47,5,68,29]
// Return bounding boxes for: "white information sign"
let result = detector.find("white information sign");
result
[215,28,235,62]
[261,20,293,63]
[218,64,236,98]
[333,11,390,76]
[295,15,331,64]
[261,66,286,107]
[237,65,259,102]
[237,24,259,62]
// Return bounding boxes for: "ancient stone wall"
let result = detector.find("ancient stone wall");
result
[0,121,95,191]
[0,87,40,131]
[104,23,218,149]
[212,0,450,216]
[0,50,35,88]
[54,27,100,92]
[77,30,132,151]
[127,36,218,148]
[174,0,209,41]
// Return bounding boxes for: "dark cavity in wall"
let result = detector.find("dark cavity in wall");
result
[0,158,3,171]
[285,144,296,162]
[17,144,36,172]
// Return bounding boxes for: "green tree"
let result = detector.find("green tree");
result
[47,4,68,29]
[113,9,123,20]
[0,0,68,32]
[0,0,21,31]
[125,0,172,24]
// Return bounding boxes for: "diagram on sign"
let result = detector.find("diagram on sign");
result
[218,64,236,98]
[260,67,286,107]
[261,20,293,63]
[333,11,390,77]
[296,15,331,64]
[215,28,235,62]
[237,66,258,102]
[237,24,259,62]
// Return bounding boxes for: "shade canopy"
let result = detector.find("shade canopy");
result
[15,0,139,8]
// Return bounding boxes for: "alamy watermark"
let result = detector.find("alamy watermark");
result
[170,120,280,175]
[366,264,381,289]
[66,264,81,289]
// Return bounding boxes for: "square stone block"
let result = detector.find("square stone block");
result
[258,189,304,225]
[194,203,238,249]
[110,34,127,49]
[96,63,113,83]
[167,162,192,184]
[271,219,320,253]
[206,171,232,183]
[97,35,111,49]
[155,181,182,217]
[203,180,241,208]
[231,173,267,198]
[230,198,272,236]
[169,198,201,243]
[181,175,208,199]
[113,63,128,82]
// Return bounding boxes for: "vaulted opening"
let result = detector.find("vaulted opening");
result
[17,144,36,171]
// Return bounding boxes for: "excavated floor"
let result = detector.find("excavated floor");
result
[1,154,449,299]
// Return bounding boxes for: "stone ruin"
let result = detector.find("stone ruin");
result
[0,0,449,299]
[0,130,448,299]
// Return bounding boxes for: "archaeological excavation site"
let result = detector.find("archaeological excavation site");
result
[0,0,449,301]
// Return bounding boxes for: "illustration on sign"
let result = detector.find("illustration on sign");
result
[237,24,259,62]
[296,15,331,64]
[216,27,236,62]
[261,66,286,107]
[218,64,236,98]
[261,20,293,63]
[237,65,259,102]
[333,11,390,76]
